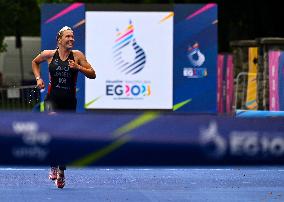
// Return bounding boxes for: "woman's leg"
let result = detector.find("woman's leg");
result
[56,165,66,189]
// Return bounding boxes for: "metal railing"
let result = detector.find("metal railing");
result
[0,85,40,111]
[234,72,267,110]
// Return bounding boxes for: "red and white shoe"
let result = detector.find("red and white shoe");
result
[48,167,57,181]
[55,170,65,189]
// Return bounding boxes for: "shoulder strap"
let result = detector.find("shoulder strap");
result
[68,50,75,60]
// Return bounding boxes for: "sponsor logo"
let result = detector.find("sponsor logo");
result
[106,80,151,99]
[183,68,207,78]
[199,122,226,159]
[183,42,207,78]
[187,43,205,67]
[12,121,51,160]
[199,121,284,159]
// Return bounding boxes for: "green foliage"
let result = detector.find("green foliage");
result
[37,0,74,3]
[0,0,184,53]
[0,0,13,52]
[0,0,40,53]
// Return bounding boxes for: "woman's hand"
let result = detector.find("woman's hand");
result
[37,78,45,89]
[68,59,80,70]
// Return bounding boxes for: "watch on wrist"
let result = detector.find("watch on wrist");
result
[36,76,41,81]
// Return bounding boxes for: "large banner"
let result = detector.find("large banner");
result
[268,51,284,111]
[41,4,218,112]
[173,4,218,113]
[1,111,284,165]
[279,52,284,110]
[85,11,173,109]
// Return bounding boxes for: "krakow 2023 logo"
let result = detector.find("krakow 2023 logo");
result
[183,42,208,78]
[106,20,151,99]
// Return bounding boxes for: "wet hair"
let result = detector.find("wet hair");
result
[56,26,73,41]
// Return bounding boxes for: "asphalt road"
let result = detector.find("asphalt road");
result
[0,166,283,202]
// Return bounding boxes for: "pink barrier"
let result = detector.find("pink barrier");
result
[226,55,234,113]
[268,51,280,111]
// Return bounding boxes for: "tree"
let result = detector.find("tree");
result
[0,0,184,53]
[0,0,40,53]
[0,0,13,52]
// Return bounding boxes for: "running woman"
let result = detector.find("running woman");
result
[31,26,96,188]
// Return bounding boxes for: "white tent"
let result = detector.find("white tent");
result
[0,36,40,85]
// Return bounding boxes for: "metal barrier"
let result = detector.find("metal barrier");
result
[0,85,40,111]
[234,72,266,110]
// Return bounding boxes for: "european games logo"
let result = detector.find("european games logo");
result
[106,81,151,98]
[106,20,151,99]
[183,42,207,78]
[112,20,146,75]
[199,122,226,159]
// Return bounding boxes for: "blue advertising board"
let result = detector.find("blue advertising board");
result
[173,4,218,113]
[279,52,284,110]
[0,112,283,166]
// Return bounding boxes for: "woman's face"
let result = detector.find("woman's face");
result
[58,30,74,50]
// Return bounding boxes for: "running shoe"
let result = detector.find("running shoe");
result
[48,167,57,181]
[55,170,65,189]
